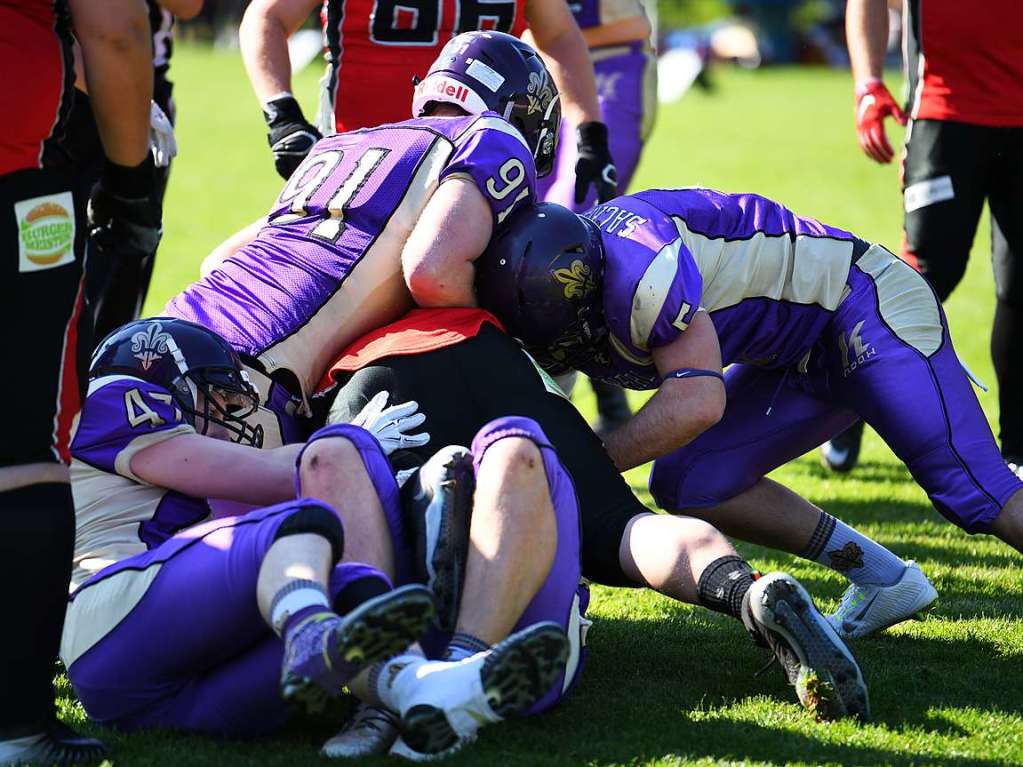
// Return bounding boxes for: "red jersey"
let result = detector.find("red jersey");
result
[317,307,504,394]
[319,0,528,133]
[904,0,1023,126]
[0,1,74,175]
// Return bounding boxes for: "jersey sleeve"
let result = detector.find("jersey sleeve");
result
[72,376,194,483]
[643,238,704,349]
[440,115,537,226]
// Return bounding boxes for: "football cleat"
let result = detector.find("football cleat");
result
[744,572,870,721]
[827,561,938,639]
[322,703,399,759]
[281,584,435,713]
[820,421,865,474]
[1006,457,1023,481]
[0,720,107,766]
[397,622,569,759]
[405,445,475,633]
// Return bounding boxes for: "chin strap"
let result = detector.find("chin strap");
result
[663,368,724,383]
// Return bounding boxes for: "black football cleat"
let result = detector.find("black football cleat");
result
[743,572,870,722]
[820,420,865,473]
[0,720,108,766]
[404,445,475,633]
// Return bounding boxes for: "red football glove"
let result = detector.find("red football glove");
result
[855,78,907,164]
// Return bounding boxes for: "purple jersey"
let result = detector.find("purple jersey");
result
[166,113,537,406]
[580,188,861,389]
[568,0,648,29]
[70,376,210,589]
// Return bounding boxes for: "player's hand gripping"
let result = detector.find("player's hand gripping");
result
[87,158,162,264]
[351,391,431,455]
[263,94,321,179]
[574,121,618,204]
[855,78,907,164]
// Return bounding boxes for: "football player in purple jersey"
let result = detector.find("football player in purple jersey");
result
[64,318,576,759]
[166,32,561,449]
[476,193,1023,638]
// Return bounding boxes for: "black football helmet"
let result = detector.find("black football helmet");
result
[475,202,607,371]
[91,318,264,447]
[412,31,561,176]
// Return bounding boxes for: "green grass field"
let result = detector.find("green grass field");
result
[59,45,1023,766]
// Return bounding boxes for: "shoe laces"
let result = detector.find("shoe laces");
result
[832,583,868,622]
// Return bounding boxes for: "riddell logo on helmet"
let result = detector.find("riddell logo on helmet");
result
[422,77,470,103]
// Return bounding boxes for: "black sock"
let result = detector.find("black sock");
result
[697,555,757,621]
[992,299,1023,458]
[0,483,74,735]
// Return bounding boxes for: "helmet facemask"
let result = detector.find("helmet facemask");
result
[174,367,264,448]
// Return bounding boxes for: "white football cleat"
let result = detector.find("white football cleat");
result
[321,704,399,759]
[391,622,569,759]
[1006,458,1023,480]
[827,561,938,639]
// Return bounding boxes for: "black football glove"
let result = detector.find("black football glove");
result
[574,121,618,205]
[87,158,162,264]
[263,94,321,179]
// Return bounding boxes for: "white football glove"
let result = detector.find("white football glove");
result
[149,101,177,168]
[351,391,430,455]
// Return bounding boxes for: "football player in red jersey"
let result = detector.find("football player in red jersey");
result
[238,0,615,204]
[0,0,157,763]
[823,0,1023,477]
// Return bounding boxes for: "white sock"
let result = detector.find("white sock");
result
[269,579,330,637]
[801,512,907,586]
[371,653,426,712]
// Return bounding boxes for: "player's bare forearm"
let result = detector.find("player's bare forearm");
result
[846,0,889,84]
[130,434,304,506]
[240,0,315,104]
[525,0,601,124]
[603,378,724,471]
[402,178,492,308]
[70,0,153,167]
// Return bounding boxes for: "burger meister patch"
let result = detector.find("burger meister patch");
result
[16,192,75,272]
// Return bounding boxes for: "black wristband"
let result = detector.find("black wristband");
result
[577,121,609,146]
[263,95,305,127]
[100,156,154,200]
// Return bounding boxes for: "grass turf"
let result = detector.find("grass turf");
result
[60,44,1023,766]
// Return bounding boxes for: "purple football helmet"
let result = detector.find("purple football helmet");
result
[475,202,606,371]
[91,318,264,447]
[413,31,561,176]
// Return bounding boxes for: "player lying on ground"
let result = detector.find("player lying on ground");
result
[63,318,574,759]
[312,307,871,741]
[167,32,560,448]
[474,193,1023,634]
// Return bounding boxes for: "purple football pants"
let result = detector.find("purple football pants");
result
[466,416,587,715]
[651,253,1023,533]
[67,426,400,737]
[537,44,655,211]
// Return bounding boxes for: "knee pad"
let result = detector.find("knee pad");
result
[273,501,345,563]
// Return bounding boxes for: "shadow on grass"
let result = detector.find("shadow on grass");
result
[55,605,1020,767]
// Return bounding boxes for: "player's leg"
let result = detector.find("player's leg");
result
[619,512,869,720]
[296,423,409,583]
[359,418,573,758]
[0,160,105,765]
[649,363,934,637]
[830,247,1023,553]
[821,119,988,474]
[65,501,433,736]
[988,125,1023,474]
